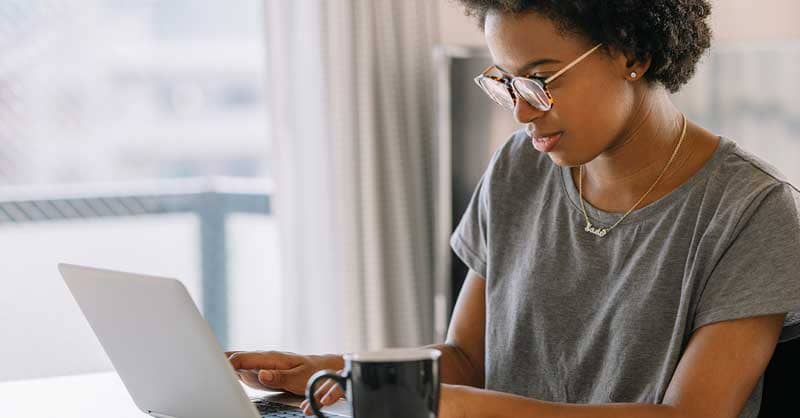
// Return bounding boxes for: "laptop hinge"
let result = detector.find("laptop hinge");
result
[148,411,179,418]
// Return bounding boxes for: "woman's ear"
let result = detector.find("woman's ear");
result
[623,49,652,81]
[609,46,652,81]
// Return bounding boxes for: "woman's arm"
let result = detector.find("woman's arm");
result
[426,269,486,388]
[440,313,785,418]
[301,270,487,414]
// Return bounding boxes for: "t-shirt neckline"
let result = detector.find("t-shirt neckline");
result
[559,136,733,227]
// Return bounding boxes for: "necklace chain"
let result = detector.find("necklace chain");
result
[579,114,688,238]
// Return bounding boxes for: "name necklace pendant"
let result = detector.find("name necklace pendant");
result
[578,114,688,238]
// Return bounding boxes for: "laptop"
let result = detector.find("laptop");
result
[58,263,350,418]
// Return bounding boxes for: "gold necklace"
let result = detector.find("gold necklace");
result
[579,114,688,238]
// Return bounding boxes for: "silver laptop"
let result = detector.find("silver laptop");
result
[58,263,350,418]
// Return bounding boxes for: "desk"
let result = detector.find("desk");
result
[0,372,351,418]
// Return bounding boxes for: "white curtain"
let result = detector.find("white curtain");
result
[264,0,441,353]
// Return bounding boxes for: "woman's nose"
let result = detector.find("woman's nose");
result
[513,96,546,124]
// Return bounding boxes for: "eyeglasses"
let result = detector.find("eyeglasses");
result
[474,43,603,112]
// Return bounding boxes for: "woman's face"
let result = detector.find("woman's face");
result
[484,10,639,167]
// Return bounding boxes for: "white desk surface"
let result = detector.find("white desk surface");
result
[0,372,351,418]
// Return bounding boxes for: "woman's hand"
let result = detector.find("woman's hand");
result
[299,381,470,417]
[226,350,343,396]
[299,371,346,415]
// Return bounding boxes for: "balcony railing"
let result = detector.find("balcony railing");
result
[0,177,272,348]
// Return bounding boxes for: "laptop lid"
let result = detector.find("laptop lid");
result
[58,263,260,418]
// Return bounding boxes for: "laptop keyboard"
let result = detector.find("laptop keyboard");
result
[253,399,310,418]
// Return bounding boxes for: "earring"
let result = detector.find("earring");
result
[630,71,638,79]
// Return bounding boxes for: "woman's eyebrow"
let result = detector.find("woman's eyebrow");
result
[496,58,561,75]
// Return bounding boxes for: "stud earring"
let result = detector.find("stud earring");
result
[630,71,638,79]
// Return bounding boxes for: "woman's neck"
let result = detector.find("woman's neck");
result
[574,89,715,213]
[586,90,684,184]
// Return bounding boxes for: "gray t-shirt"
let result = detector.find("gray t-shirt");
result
[450,131,800,417]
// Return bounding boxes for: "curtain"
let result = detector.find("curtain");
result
[264,0,440,353]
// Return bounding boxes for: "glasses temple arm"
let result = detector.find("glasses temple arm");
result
[544,43,603,84]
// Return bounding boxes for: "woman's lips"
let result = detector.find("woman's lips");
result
[530,131,564,153]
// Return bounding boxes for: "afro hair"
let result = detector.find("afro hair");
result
[456,0,713,93]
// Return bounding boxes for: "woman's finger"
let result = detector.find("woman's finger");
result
[242,373,260,387]
[225,350,243,358]
[320,383,344,405]
[302,400,313,416]
[313,378,336,402]
[303,378,335,415]
[237,369,268,390]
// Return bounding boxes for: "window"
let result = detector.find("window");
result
[672,44,800,184]
[0,0,280,382]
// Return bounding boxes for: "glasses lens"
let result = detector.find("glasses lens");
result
[512,78,552,111]
[477,77,515,110]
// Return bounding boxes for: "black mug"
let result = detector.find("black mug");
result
[306,348,441,418]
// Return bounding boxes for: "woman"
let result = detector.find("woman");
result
[229,1,800,417]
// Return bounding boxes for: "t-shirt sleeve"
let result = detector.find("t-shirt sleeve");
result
[450,171,490,278]
[693,183,800,342]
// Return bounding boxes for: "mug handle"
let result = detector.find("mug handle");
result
[306,369,348,418]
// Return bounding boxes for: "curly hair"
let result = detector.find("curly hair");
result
[455,0,712,93]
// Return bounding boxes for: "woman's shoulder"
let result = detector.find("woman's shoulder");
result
[702,137,798,223]
[722,137,789,179]
[713,137,794,193]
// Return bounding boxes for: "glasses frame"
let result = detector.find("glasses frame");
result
[474,43,603,111]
